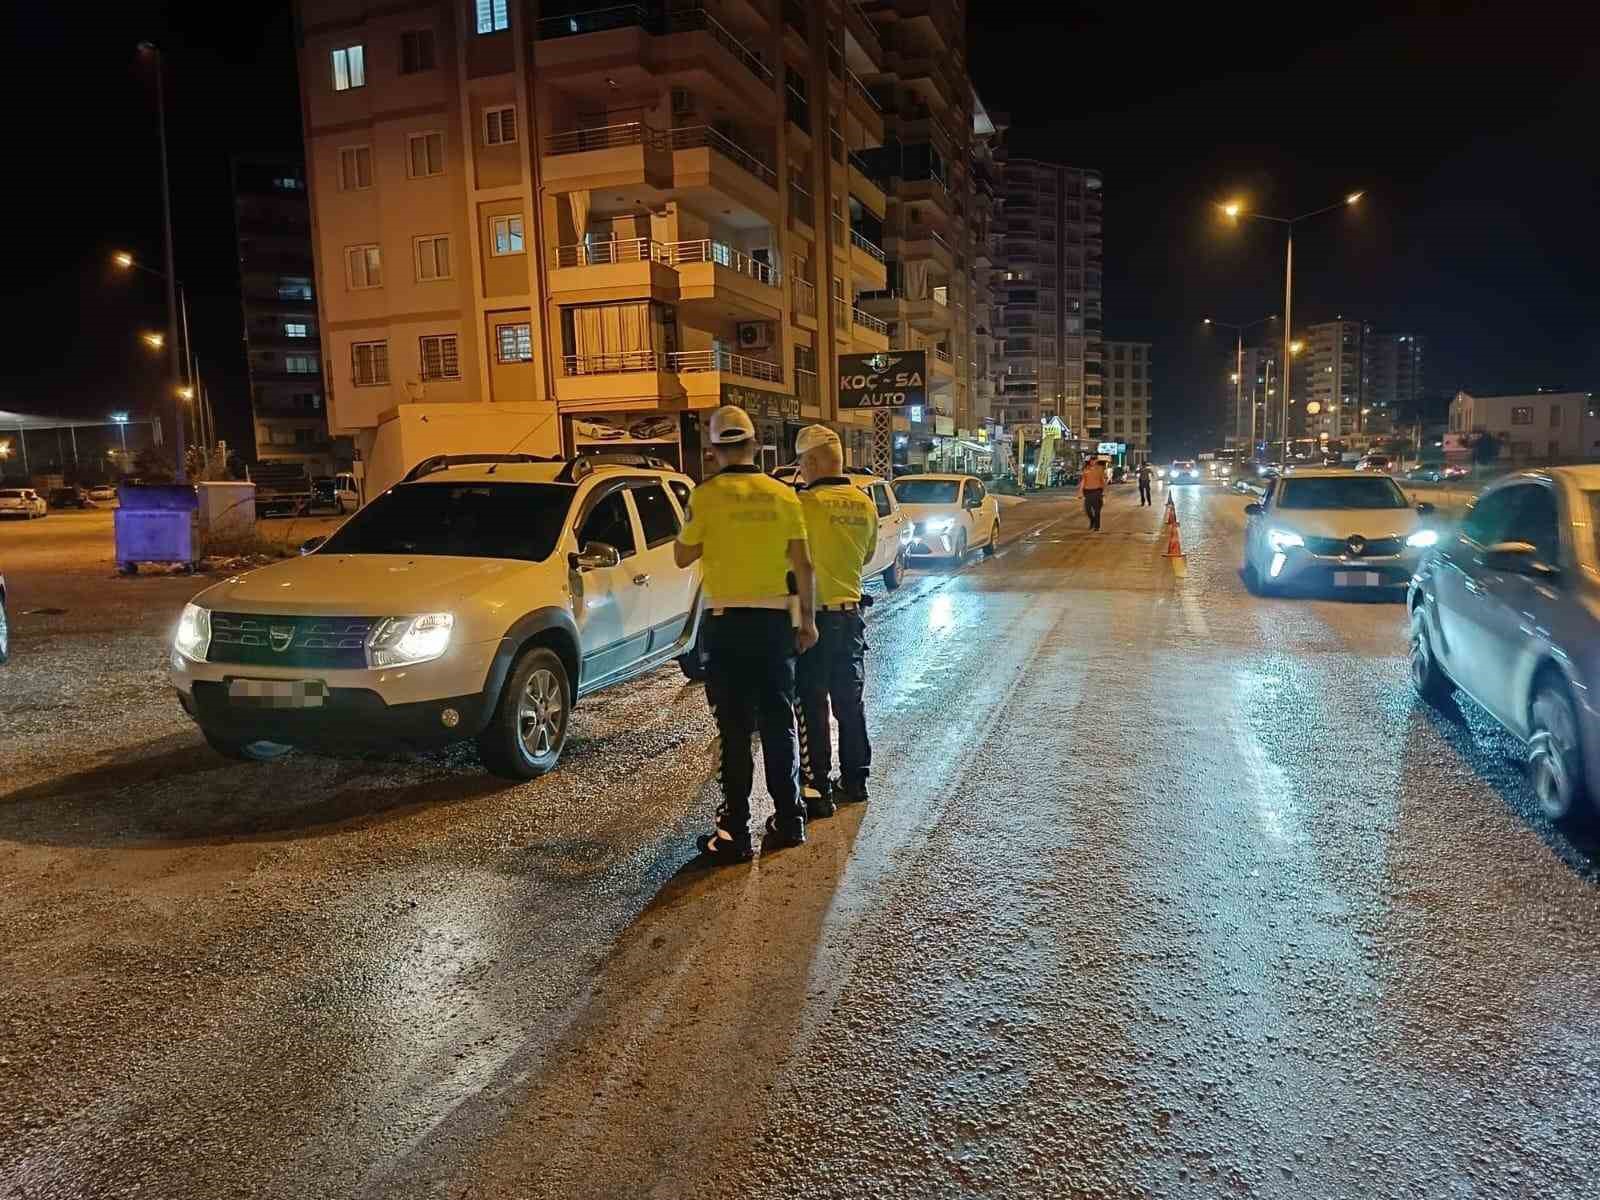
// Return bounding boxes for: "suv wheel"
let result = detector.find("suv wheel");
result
[203,731,293,762]
[1408,610,1452,705]
[1530,679,1588,824]
[479,646,570,779]
[882,550,905,590]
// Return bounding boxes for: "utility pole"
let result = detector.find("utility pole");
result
[141,41,187,482]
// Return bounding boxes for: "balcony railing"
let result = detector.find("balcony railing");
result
[933,347,953,365]
[663,239,780,285]
[545,121,662,155]
[552,237,666,268]
[670,348,782,381]
[537,4,648,39]
[849,229,885,262]
[783,0,806,33]
[796,367,819,403]
[563,350,665,375]
[785,86,809,129]
[792,277,816,317]
[847,68,883,112]
[664,8,774,83]
[667,125,777,187]
[852,307,888,335]
[539,5,773,87]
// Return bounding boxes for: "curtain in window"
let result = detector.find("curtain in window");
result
[567,190,591,253]
[904,259,928,300]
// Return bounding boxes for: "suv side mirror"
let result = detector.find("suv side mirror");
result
[571,541,621,571]
[1479,541,1559,580]
[1243,502,1264,517]
[299,536,326,555]
[965,494,982,509]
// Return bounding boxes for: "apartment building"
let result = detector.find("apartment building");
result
[232,154,345,475]
[1292,318,1371,444]
[294,0,934,491]
[1449,390,1593,462]
[992,156,1104,446]
[1101,340,1150,463]
[1219,345,1280,452]
[1366,331,1425,433]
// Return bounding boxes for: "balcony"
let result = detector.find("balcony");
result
[549,236,679,303]
[891,227,954,275]
[785,86,810,135]
[672,347,786,403]
[795,367,819,412]
[848,151,887,218]
[668,125,779,222]
[792,277,817,324]
[905,291,954,333]
[897,172,955,214]
[846,68,885,144]
[664,238,782,319]
[556,347,782,409]
[788,172,814,231]
[543,121,673,193]
[851,306,889,350]
[848,228,888,290]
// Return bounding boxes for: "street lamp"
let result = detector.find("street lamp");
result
[141,331,165,351]
[110,411,130,460]
[1204,313,1277,454]
[115,248,201,463]
[1218,190,1364,459]
[134,40,187,482]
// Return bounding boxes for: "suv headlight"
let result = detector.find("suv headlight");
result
[367,612,454,668]
[925,516,954,534]
[1406,529,1438,548]
[174,603,211,661]
[1266,528,1304,551]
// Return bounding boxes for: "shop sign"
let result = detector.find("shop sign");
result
[837,350,927,410]
[721,383,800,420]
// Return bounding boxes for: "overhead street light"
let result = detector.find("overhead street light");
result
[1203,313,1278,451]
[141,331,165,350]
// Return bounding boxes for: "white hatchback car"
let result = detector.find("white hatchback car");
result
[1242,468,1436,596]
[892,474,1001,561]
[0,488,47,519]
[773,466,911,589]
[170,454,702,778]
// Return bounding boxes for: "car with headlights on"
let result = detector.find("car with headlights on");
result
[1168,460,1202,484]
[1408,468,1600,824]
[170,454,702,779]
[892,474,999,562]
[1242,468,1437,596]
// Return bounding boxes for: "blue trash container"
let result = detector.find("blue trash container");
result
[114,484,200,574]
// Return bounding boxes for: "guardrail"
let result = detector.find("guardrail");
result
[551,238,666,268]
[852,307,888,335]
[670,349,782,381]
[666,125,777,187]
[544,121,662,155]
[849,229,885,262]
[563,350,663,375]
[662,239,780,285]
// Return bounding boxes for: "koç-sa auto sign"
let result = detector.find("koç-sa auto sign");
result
[837,350,927,410]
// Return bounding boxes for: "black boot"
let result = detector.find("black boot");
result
[763,812,806,849]
[804,781,836,820]
[838,776,870,805]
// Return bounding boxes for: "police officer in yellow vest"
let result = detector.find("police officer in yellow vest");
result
[792,425,879,814]
[675,406,819,863]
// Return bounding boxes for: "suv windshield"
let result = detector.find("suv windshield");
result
[1277,477,1409,510]
[894,479,960,504]
[318,482,574,560]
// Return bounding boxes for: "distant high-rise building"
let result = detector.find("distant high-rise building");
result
[1367,332,1426,432]
[1221,345,1280,452]
[993,157,1103,442]
[232,154,344,474]
[1102,340,1150,463]
[1293,319,1371,444]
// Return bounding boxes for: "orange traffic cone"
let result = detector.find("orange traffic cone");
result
[1162,496,1187,576]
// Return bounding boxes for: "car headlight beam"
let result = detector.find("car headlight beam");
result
[367,612,454,668]
[925,516,955,534]
[1266,528,1304,551]
[1406,529,1439,549]
[174,603,211,661]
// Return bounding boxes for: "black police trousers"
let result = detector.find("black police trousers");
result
[703,609,803,831]
[796,610,870,792]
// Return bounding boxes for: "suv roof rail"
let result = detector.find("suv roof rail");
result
[557,453,674,483]
[401,453,562,482]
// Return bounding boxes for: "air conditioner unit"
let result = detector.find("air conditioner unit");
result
[737,322,773,350]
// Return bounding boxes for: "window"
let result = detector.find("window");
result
[273,175,303,191]
[578,490,636,558]
[1504,484,1561,564]
[870,484,892,518]
[632,483,681,547]
[413,235,452,281]
[278,276,314,301]
[285,353,319,374]
[1511,405,1534,425]
[496,323,533,362]
[408,132,445,178]
[1460,486,1522,546]
[338,145,373,191]
[400,29,436,73]
[1550,404,1562,427]
[331,45,365,91]
[668,480,692,512]
[345,244,382,289]
[284,322,309,338]
[352,340,389,386]
[476,0,510,33]
[322,483,574,562]
[419,334,460,380]
[484,105,517,145]
[490,214,524,255]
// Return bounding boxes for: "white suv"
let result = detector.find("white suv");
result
[170,454,702,778]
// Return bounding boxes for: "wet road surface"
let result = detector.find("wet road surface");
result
[4,484,1600,1198]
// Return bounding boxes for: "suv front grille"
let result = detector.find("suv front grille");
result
[207,613,376,670]
[1304,535,1404,557]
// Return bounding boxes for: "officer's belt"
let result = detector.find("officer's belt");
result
[819,601,860,612]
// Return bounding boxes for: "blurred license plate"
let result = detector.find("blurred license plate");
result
[227,678,327,707]
[1334,571,1382,587]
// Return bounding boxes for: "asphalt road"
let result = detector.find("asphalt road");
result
[4,484,1600,1199]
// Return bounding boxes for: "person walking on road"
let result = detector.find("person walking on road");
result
[792,426,878,816]
[1137,461,1153,506]
[1079,456,1108,530]
[675,406,818,863]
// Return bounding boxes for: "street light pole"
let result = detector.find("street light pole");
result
[140,42,187,483]
[1204,314,1276,452]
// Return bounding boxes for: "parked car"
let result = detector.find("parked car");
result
[48,486,91,509]
[855,474,912,589]
[1242,468,1436,596]
[87,484,118,503]
[1357,453,1395,473]
[1409,468,1600,823]
[310,472,360,514]
[892,474,1000,561]
[0,488,47,519]
[170,454,703,779]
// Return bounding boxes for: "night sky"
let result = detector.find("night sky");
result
[4,2,1593,463]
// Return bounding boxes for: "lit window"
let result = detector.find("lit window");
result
[490,214,524,256]
[284,322,309,338]
[285,354,319,374]
[352,341,389,386]
[496,323,534,363]
[273,175,303,190]
[414,235,452,281]
[337,145,372,191]
[407,132,445,178]
[331,45,365,91]
[476,0,510,33]
[419,334,461,381]
[484,105,517,146]
[277,277,313,301]
[344,244,383,290]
